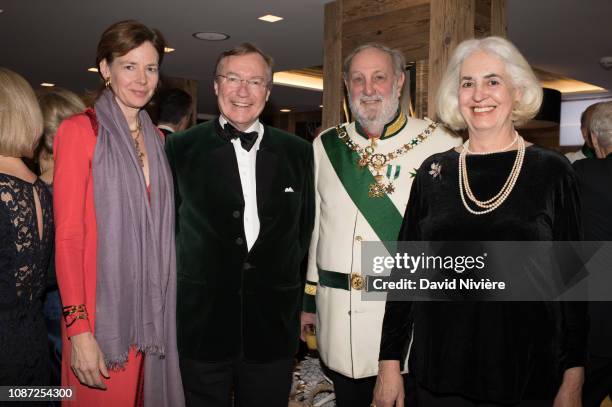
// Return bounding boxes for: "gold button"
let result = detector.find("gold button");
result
[355,235,363,241]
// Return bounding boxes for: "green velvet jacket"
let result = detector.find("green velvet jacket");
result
[165,119,314,362]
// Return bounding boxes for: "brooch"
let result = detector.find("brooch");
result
[429,162,442,179]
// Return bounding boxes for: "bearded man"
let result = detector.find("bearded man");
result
[300,43,460,406]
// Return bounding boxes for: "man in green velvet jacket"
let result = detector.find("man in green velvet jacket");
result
[165,43,314,407]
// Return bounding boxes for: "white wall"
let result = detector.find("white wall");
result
[560,96,612,146]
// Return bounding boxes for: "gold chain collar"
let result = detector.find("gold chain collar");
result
[336,120,438,198]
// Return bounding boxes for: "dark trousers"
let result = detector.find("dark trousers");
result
[416,384,551,407]
[180,357,293,407]
[583,355,612,407]
[322,363,416,407]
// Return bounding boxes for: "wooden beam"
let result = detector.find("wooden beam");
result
[415,59,429,118]
[490,0,507,37]
[322,0,344,129]
[342,0,430,22]
[427,0,475,119]
[342,3,430,62]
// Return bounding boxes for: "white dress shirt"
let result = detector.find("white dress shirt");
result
[219,116,263,251]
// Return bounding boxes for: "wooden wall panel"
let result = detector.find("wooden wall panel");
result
[342,4,430,62]
[427,0,475,118]
[322,0,344,129]
[342,0,430,23]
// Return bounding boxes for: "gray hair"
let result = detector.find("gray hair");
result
[343,43,406,80]
[580,102,600,132]
[436,36,543,130]
[590,101,612,150]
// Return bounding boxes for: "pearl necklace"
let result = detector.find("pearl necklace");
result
[463,132,518,155]
[458,135,525,215]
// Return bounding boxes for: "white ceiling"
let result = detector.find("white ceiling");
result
[1,0,611,115]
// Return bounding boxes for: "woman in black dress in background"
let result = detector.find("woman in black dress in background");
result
[373,37,586,407]
[0,67,54,387]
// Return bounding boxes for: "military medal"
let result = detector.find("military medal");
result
[337,121,438,198]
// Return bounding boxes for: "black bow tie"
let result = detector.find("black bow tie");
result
[215,120,258,152]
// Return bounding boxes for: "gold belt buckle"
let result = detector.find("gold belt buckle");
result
[350,273,364,290]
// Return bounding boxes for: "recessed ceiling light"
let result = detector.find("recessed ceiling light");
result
[193,32,230,41]
[164,47,175,53]
[319,105,324,108]
[41,83,55,87]
[258,14,283,23]
[280,108,291,113]
[88,67,99,73]
[0,9,4,13]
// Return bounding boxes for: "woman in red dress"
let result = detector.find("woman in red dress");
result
[53,20,184,406]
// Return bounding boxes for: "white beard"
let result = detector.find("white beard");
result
[349,83,400,136]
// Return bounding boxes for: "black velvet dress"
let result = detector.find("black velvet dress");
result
[0,174,54,387]
[380,145,587,404]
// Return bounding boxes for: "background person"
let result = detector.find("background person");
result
[0,67,54,386]
[374,36,586,407]
[53,20,184,406]
[565,102,599,163]
[573,101,612,407]
[37,86,86,387]
[156,87,193,136]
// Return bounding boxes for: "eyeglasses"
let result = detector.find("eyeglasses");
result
[216,74,268,90]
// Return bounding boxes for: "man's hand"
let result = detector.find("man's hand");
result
[373,360,405,407]
[300,311,316,341]
[553,367,584,407]
[70,332,109,389]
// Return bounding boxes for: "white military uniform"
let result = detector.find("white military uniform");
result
[304,111,460,379]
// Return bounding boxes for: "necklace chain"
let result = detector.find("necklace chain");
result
[458,134,525,215]
[129,117,144,167]
[337,121,437,198]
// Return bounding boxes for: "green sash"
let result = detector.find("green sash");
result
[321,127,403,244]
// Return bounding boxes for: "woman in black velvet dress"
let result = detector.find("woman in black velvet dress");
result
[0,68,53,389]
[373,37,586,407]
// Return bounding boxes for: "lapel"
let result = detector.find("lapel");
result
[209,127,244,204]
[255,125,278,213]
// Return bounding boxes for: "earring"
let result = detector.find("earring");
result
[105,77,111,88]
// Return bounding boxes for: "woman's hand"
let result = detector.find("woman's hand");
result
[70,332,109,389]
[373,360,405,407]
[553,367,584,407]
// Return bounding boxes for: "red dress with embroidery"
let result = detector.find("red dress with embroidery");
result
[54,109,144,406]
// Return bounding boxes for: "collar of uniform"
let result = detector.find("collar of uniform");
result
[354,109,407,140]
[582,143,596,158]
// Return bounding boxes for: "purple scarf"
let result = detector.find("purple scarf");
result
[92,89,184,406]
